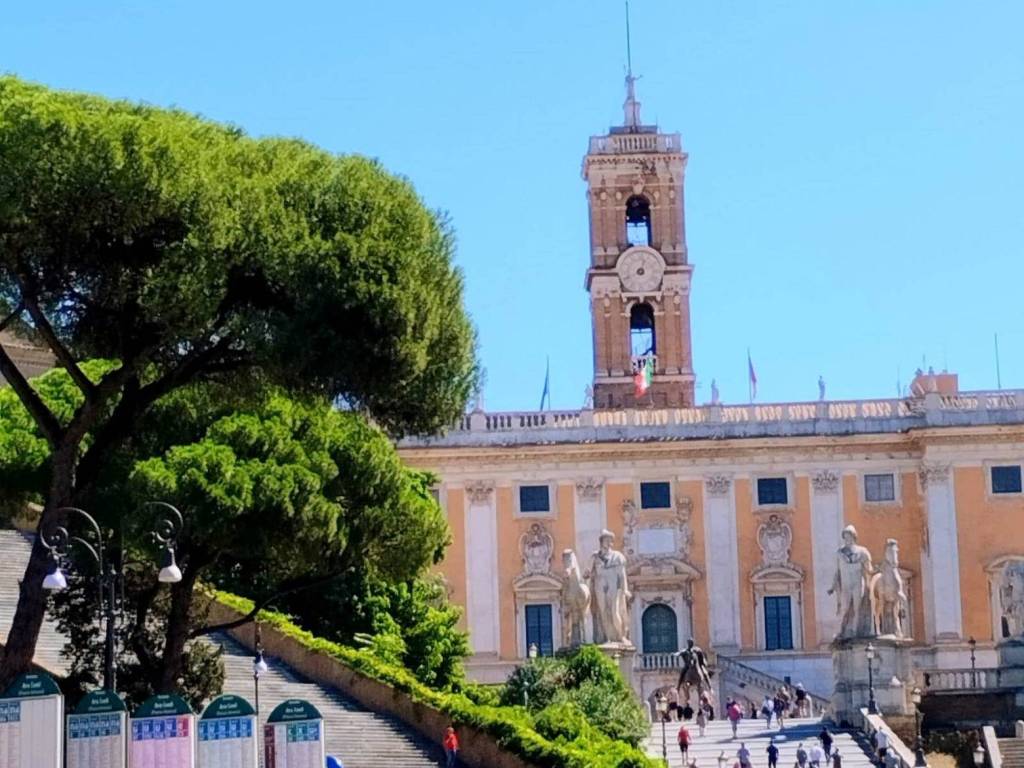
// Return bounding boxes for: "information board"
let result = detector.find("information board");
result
[263,699,325,768]
[130,693,196,768]
[67,689,128,768]
[198,694,257,768]
[0,671,63,768]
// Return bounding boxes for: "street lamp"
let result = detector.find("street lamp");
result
[528,642,539,661]
[523,642,539,708]
[866,643,879,715]
[973,744,986,768]
[41,503,184,693]
[253,624,269,717]
[969,637,978,689]
[911,687,926,768]
[656,692,669,765]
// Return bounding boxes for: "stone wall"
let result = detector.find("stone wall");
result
[206,602,537,768]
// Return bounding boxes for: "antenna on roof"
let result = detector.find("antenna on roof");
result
[622,1,642,128]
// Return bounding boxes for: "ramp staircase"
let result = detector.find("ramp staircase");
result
[646,714,877,768]
[715,654,831,717]
[0,529,442,767]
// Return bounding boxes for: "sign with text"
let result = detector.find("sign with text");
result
[130,693,196,768]
[198,694,257,768]
[263,699,325,768]
[67,689,128,768]
[0,672,63,768]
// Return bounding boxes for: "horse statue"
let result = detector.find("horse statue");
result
[674,638,712,705]
[561,549,591,647]
[870,538,910,638]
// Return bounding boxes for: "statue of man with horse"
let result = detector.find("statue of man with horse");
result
[674,637,713,704]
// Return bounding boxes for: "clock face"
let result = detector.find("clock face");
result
[617,248,665,292]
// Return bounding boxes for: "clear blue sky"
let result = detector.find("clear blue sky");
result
[4,2,1024,410]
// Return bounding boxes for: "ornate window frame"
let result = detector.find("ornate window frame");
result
[752,474,794,513]
[985,555,1024,640]
[859,470,902,507]
[752,565,805,651]
[514,481,558,519]
[984,461,1024,500]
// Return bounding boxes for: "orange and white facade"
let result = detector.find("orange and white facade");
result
[399,82,1024,701]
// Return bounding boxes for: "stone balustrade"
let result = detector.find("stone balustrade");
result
[637,652,684,671]
[412,389,1024,448]
[588,132,682,155]
[921,667,1001,691]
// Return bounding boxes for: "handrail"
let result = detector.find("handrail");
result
[860,709,917,768]
[982,726,1002,768]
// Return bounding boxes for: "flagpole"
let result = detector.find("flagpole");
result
[995,333,1003,390]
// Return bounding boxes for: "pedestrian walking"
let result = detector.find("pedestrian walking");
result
[883,748,899,768]
[809,741,824,768]
[819,728,833,759]
[727,701,742,738]
[696,707,708,738]
[668,686,680,721]
[795,683,809,717]
[795,742,808,768]
[767,737,779,768]
[762,695,774,728]
[443,725,460,768]
[738,742,752,768]
[874,729,889,765]
[679,723,692,763]
[833,750,842,768]
[773,692,787,730]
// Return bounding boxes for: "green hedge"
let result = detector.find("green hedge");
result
[214,591,658,768]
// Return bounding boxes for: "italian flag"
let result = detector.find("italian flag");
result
[634,357,653,398]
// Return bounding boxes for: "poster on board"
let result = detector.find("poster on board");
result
[197,694,258,768]
[130,693,196,768]
[0,671,64,768]
[67,689,128,768]
[263,699,325,768]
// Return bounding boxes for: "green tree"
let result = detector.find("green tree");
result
[0,75,477,686]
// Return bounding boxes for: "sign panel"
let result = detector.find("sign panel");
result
[130,693,196,768]
[264,700,325,768]
[0,672,63,768]
[67,689,128,768]
[198,694,257,768]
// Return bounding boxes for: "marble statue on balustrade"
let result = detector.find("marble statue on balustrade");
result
[561,549,590,647]
[827,524,875,639]
[586,530,632,646]
[674,637,712,705]
[870,538,910,638]
[999,561,1024,638]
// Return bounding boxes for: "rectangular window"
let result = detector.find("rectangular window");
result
[524,604,554,657]
[518,485,551,513]
[864,473,896,503]
[757,477,788,506]
[640,481,672,510]
[764,596,793,651]
[992,465,1023,495]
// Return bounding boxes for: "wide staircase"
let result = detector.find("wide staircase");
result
[0,529,443,767]
[998,736,1024,768]
[645,714,877,768]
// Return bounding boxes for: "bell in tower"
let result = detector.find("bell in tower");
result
[582,73,695,409]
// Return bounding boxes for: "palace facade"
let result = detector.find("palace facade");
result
[398,79,1024,704]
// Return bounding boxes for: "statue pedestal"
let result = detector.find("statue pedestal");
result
[997,640,1024,704]
[832,636,914,725]
[596,642,637,691]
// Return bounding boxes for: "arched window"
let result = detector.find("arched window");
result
[642,604,678,653]
[626,195,652,246]
[630,303,656,358]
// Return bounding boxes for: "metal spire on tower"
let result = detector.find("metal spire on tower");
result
[623,1,642,128]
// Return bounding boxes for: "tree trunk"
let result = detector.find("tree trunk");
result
[0,449,77,689]
[157,567,199,694]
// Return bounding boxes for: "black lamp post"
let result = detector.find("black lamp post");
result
[866,643,879,715]
[911,686,927,768]
[973,743,986,768]
[253,623,269,716]
[41,503,184,693]
[969,637,977,689]
[655,692,669,765]
[523,642,538,707]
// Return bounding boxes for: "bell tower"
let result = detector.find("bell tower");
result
[583,74,695,409]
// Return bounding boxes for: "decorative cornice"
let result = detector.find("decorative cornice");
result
[811,470,840,494]
[704,475,732,497]
[464,480,495,505]
[575,477,604,501]
[918,463,951,489]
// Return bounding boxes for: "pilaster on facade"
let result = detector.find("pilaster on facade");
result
[573,478,606,573]
[918,461,963,641]
[464,480,500,656]
[810,469,844,646]
[702,474,742,651]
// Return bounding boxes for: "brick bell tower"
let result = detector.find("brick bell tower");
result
[583,72,695,409]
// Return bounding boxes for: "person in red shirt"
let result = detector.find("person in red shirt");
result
[443,725,460,767]
[678,723,692,763]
